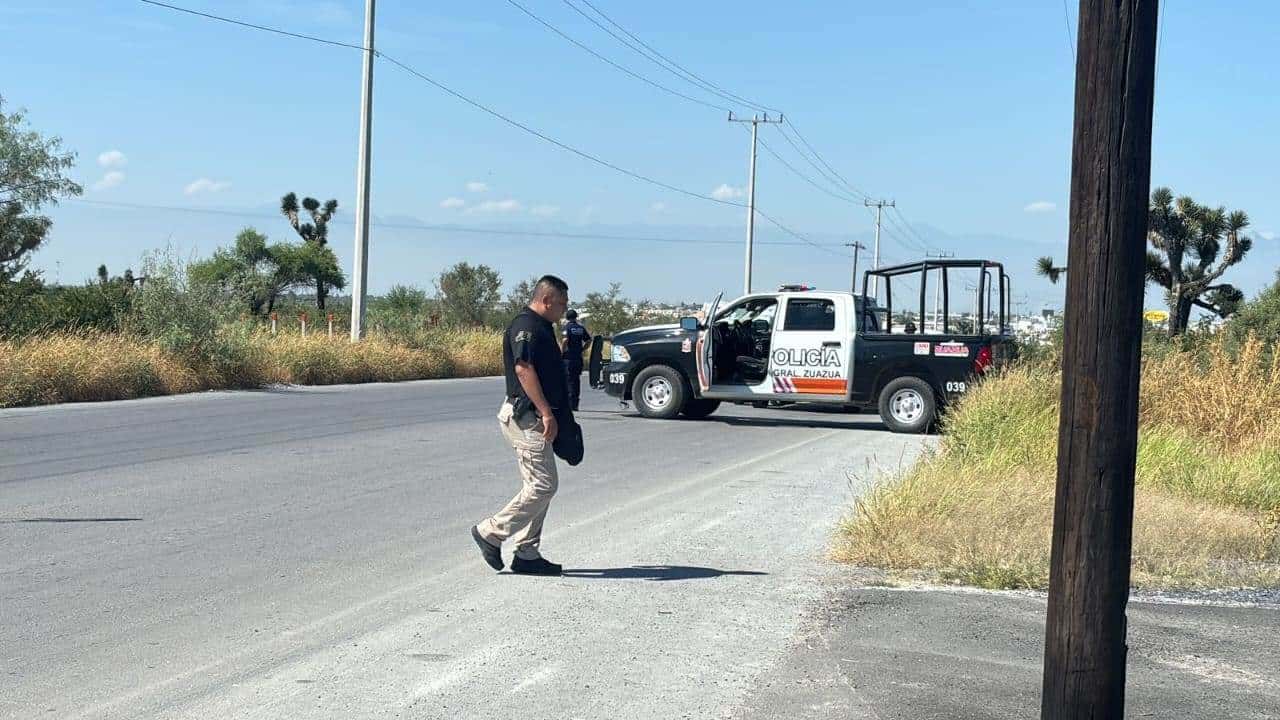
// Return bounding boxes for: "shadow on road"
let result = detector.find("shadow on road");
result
[710,415,887,431]
[561,565,768,581]
[1,517,142,523]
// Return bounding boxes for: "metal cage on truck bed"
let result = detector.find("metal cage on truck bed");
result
[861,259,1012,337]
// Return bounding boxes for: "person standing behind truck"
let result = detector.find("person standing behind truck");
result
[561,309,591,411]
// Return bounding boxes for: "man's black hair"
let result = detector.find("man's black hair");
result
[532,275,568,300]
[565,309,578,320]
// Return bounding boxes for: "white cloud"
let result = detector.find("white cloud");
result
[1024,200,1057,213]
[92,171,125,191]
[711,183,744,201]
[650,202,667,213]
[466,199,522,214]
[184,178,231,195]
[1259,230,1276,241]
[97,150,127,168]
[530,204,560,217]
[465,181,489,193]
[439,197,466,209]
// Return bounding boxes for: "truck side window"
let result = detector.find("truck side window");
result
[784,299,836,331]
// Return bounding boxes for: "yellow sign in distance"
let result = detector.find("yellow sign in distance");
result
[1143,310,1169,322]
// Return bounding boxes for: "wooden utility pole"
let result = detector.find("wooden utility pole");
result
[1040,1,1158,719]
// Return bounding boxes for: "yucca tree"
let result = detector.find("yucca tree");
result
[280,192,344,309]
[1035,256,1067,284]
[1146,187,1252,336]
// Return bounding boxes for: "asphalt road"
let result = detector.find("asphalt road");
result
[1,378,929,719]
[735,583,1280,719]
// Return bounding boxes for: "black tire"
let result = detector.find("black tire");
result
[631,365,687,419]
[680,399,721,419]
[877,376,937,434]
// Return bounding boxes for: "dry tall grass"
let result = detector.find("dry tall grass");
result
[0,329,503,408]
[836,335,1280,590]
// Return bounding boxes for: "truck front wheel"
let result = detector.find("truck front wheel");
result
[632,365,687,419]
[877,377,936,434]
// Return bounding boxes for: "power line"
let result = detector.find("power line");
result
[501,0,730,113]
[752,207,848,258]
[137,0,365,50]
[780,118,871,200]
[69,198,846,248]
[139,0,746,209]
[140,0,852,269]
[888,205,934,253]
[565,0,781,114]
[881,217,933,257]
[754,133,863,206]
[1155,0,1167,87]
[375,53,745,208]
[773,123,869,203]
[1062,0,1076,61]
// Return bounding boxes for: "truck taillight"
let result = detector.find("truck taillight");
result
[974,345,993,374]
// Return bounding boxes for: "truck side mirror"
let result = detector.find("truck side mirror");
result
[680,317,699,331]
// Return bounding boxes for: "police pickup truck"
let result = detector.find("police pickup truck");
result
[600,259,1014,433]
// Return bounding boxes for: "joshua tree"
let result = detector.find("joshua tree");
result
[280,192,344,309]
[1146,187,1252,336]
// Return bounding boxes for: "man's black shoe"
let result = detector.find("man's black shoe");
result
[510,556,562,576]
[471,526,503,571]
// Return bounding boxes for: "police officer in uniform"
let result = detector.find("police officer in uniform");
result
[471,275,570,576]
[561,309,591,411]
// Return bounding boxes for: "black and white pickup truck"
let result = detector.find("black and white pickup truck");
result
[599,259,1015,433]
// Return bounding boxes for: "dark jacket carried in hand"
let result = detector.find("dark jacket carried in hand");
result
[552,408,584,466]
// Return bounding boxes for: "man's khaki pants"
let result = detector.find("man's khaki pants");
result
[476,401,559,560]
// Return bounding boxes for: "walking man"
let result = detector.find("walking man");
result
[471,275,570,576]
[561,309,591,411]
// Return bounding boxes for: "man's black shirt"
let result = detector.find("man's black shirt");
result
[562,320,590,363]
[504,307,569,411]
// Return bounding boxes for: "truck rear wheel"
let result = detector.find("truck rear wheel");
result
[632,365,687,419]
[680,399,721,419]
[877,377,936,434]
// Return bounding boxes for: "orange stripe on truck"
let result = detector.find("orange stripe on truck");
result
[790,378,847,394]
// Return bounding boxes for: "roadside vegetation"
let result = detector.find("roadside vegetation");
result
[0,249,665,408]
[837,308,1280,590]
[842,187,1277,591]
[0,98,676,408]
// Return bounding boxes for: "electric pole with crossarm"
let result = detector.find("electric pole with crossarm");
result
[863,199,894,298]
[845,241,867,294]
[729,112,783,295]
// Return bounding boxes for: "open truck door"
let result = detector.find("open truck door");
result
[694,293,722,393]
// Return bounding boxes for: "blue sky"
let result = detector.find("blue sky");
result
[3,0,1277,312]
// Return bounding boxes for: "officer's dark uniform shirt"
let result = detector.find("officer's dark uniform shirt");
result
[504,307,569,411]
[562,320,590,364]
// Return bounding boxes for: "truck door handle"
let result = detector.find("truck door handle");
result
[822,341,842,347]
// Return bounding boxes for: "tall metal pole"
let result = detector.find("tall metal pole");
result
[349,0,375,341]
[864,199,894,298]
[1040,1,1158,716]
[744,118,758,295]
[729,112,783,295]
